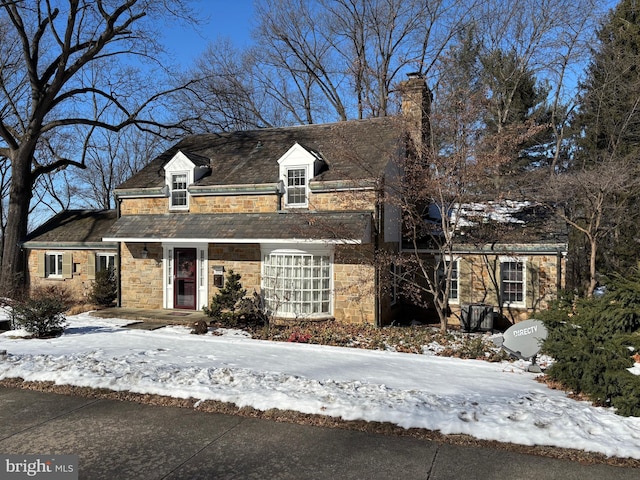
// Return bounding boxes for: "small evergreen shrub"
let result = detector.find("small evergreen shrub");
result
[90,267,117,306]
[203,270,247,326]
[11,289,67,338]
[539,276,640,416]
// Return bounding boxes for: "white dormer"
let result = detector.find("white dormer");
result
[164,151,209,211]
[277,143,324,208]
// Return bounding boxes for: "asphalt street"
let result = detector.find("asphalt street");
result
[0,386,638,479]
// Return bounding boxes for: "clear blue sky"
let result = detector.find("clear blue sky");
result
[162,0,255,68]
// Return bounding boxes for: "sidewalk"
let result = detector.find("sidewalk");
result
[1,387,638,479]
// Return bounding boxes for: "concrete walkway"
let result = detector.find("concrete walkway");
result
[89,307,208,325]
[1,387,638,479]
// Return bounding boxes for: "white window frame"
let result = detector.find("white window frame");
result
[170,171,189,210]
[261,245,333,319]
[284,166,308,208]
[445,257,460,304]
[278,143,322,209]
[45,252,64,278]
[96,253,116,272]
[500,256,527,308]
[438,256,460,304]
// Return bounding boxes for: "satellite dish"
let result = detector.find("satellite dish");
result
[496,319,548,372]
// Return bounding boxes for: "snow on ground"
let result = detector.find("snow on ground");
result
[1,312,639,460]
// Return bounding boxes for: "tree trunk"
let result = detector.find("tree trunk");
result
[0,148,34,295]
[587,235,598,297]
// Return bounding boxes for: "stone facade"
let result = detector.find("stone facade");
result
[119,189,377,216]
[333,245,376,324]
[191,195,278,214]
[119,242,164,309]
[119,197,167,215]
[450,252,566,325]
[26,248,115,302]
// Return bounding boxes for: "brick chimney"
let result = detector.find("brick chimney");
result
[399,72,431,157]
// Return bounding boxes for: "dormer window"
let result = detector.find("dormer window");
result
[171,172,188,209]
[278,143,324,209]
[164,151,210,212]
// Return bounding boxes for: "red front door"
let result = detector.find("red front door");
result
[174,248,197,309]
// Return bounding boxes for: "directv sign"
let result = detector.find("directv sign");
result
[495,319,548,361]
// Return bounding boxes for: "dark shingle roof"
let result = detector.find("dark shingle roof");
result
[116,118,401,191]
[103,212,372,244]
[22,210,118,247]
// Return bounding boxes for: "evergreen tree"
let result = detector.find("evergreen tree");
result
[539,271,640,416]
[575,0,640,160]
[569,0,640,279]
[203,270,246,325]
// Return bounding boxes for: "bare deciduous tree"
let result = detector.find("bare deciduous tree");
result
[549,159,640,297]
[0,0,198,292]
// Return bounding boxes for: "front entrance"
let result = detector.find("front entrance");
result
[174,248,197,309]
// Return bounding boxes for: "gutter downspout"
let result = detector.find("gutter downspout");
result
[116,196,122,307]
[374,179,383,328]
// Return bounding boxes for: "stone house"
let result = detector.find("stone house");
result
[21,75,567,327]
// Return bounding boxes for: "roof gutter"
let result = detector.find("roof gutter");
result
[114,186,168,199]
[189,183,279,196]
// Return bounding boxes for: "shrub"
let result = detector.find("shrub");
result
[205,278,270,328]
[539,274,640,416]
[11,290,67,338]
[90,267,117,306]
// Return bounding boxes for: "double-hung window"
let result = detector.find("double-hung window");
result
[170,172,188,209]
[447,258,459,303]
[97,253,115,272]
[262,248,331,318]
[46,253,64,278]
[438,257,459,303]
[501,259,526,306]
[286,167,307,207]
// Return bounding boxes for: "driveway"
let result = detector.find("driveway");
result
[0,387,638,479]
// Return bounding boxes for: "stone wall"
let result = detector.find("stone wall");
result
[207,244,262,298]
[120,197,167,215]
[309,190,377,212]
[191,195,278,214]
[455,253,566,325]
[119,189,376,216]
[26,249,111,302]
[119,243,164,309]
[333,245,376,324]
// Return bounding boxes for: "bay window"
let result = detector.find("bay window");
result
[262,248,332,318]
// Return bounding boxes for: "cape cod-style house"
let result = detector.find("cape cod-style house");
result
[21,75,568,327]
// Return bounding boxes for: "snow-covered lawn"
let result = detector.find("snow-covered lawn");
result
[1,312,639,460]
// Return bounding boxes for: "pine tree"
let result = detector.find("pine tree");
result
[90,267,117,307]
[203,270,246,324]
[576,0,640,160]
[539,271,640,416]
[569,0,640,279]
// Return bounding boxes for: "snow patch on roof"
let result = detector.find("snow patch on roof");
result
[452,201,533,227]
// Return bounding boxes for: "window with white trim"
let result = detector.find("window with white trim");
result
[437,257,459,303]
[500,259,526,306]
[446,258,459,303]
[285,167,307,207]
[262,249,331,317]
[170,172,188,209]
[46,252,64,278]
[97,253,115,272]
